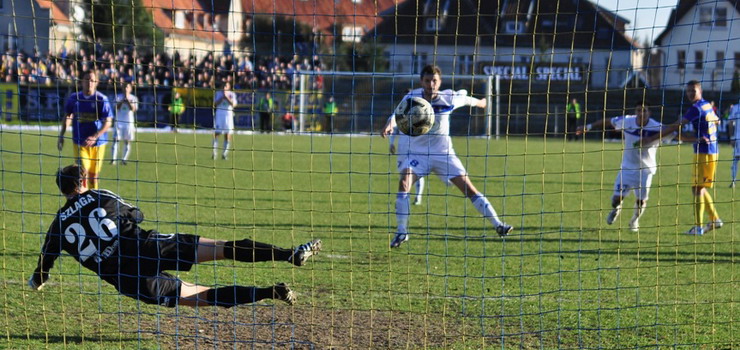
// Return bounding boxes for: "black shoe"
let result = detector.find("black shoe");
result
[288,239,322,266]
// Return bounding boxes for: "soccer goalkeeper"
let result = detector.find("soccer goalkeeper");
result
[29,164,322,307]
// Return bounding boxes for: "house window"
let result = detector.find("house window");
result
[677,50,686,69]
[695,51,704,70]
[504,21,524,34]
[351,0,362,3]
[174,10,186,29]
[717,51,725,69]
[457,55,473,74]
[412,53,428,74]
[699,6,727,27]
[341,26,363,42]
[425,18,439,31]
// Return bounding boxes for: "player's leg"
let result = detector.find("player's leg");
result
[86,145,105,189]
[607,171,629,225]
[731,155,739,187]
[212,132,220,159]
[122,127,133,163]
[413,176,425,205]
[391,168,416,248]
[449,175,511,236]
[627,171,652,232]
[178,281,296,307]
[196,237,321,267]
[222,132,232,159]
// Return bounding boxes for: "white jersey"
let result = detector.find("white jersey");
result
[214,90,237,117]
[115,94,138,124]
[610,115,663,174]
[391,88,479,155]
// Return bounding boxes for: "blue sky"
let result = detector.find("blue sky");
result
[595,0,680,43]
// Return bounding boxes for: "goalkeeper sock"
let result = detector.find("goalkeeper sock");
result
[206,286,269,308]
[702,191,719,221]
[223,239,292,262]
[471,193,503,227]
[694,194,705,227]
[223,140,230,157]
[122,142,131,161]
[396,192,410,233]
[732,157,739,182]
[212,139,218,157]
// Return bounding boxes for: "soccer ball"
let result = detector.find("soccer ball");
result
[394,97,435,136]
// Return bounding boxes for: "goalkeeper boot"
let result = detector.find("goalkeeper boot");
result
[390,232,409,248]
[606,207,621,225]
[273,283,296,305]
[289,239,322,266]
[703,219,723,233]
[685,226,705,236]
[496,223,513,236]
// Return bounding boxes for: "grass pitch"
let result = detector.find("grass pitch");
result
[1,129,737,348]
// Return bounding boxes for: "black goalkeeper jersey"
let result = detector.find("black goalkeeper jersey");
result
[32,189,145,284]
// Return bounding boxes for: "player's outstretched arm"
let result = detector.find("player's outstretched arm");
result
[576,118,608,135]
[381,115,396,138]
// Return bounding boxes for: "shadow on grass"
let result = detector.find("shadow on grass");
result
[7,333,142,344]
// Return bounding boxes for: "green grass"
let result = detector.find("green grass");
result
[1,129,738,348]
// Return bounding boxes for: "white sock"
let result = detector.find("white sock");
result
[212,139,218,156]
[396,192,410,233]
[111,141,119,161]
[223,140,230,156]
[632,203,645,221]
[732,157,739,182]
[415,177,425,199]
[470,193,503,227]
[122,142,131,161]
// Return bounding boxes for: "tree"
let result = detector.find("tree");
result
[82,0,164,54]
[334,41,388,72]
[242,15,316,58]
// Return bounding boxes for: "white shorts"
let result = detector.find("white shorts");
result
[613,169,654,201]
[214,113,234,134]
[115,121,135,141]
[397,153,467,184]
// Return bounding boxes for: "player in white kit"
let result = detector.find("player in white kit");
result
[111,83,138,165]
[728,100,740,188]
[381,65,513,248]
[213,82,237,160]
[388,125,425,205]
[577,104,674,231]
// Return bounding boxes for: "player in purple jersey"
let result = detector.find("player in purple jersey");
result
[644,81,723,235]
[28,164,323,307]
[58,71,113,189]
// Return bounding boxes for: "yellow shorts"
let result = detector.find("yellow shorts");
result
[73,144,106,176]
[692,153,718,188]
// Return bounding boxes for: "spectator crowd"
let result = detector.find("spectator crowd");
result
[0,46,324,91]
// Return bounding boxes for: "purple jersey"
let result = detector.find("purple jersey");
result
[682,99,719,154]
[65,91,114,146]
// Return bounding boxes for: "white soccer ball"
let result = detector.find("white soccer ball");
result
[394,97,435,136]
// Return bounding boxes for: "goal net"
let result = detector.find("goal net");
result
[1,0,737,348]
